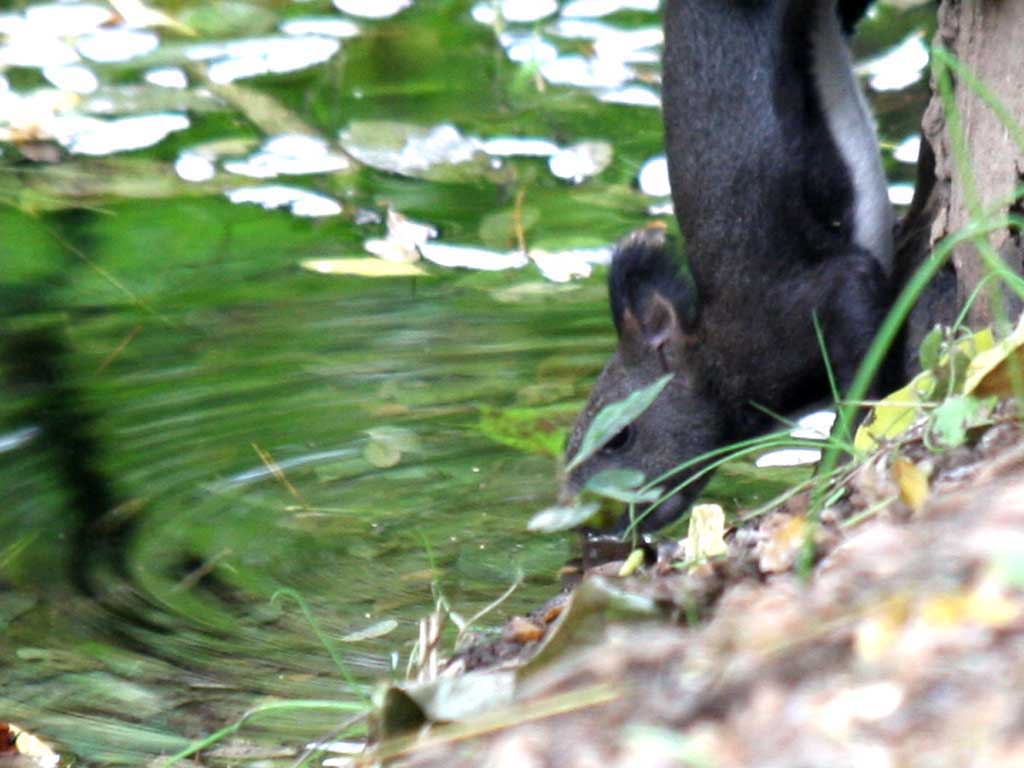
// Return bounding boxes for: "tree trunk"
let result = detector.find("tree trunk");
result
[921,0,1024,331]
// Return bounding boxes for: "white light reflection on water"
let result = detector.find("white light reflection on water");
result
[598,85,659,107]
[186,36,341,84]
[548,140,613,183]
[77,28,160,63]
[24,2,111,35]
[500,33,559,65]
[226,185,343,217]
[862,32,929,92]
[144,67,189,89]
[418,242,529,271]
[551,20,662,63]
[531,246,611,282]
[223,134,352,179]
[637,154,670,197]
[471,0,558,24]
[481,137,560,157]
[894,135,921,164]
[42,64,99,94]
[333,0,412,19]
[175,151,216,182]
[562,0,660,17]
[281,17,361,38]
[59,113,190,156]
[888,183,914,206]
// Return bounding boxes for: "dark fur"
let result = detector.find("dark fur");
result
[563,0,893,532]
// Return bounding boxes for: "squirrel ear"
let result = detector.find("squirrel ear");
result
[619,294,695,372]
[641,291,682,350]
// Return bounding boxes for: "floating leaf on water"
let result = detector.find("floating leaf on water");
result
[567,373,673,472]
[340,618,399,642]
[527,502,601,533]
[683,503,728,565]
[892,457,929,513]
[300,258,426,278]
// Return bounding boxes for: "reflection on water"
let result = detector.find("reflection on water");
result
[0,0,932,763]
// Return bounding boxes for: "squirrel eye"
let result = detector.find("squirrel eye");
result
[602,425,632,453]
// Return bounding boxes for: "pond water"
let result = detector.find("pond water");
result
[0,0,931,763]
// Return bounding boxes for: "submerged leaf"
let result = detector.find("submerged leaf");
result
[363,427,421,468]
[527,502,601,533]
[567,374,673,472]
[478,404,575,458]
[340,619,399,642]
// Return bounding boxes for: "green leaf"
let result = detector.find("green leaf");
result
[584,468,661,504]
[918,324,944,371]
[527,502,601,533]
[930,394,992,448]
[566,374,673,472]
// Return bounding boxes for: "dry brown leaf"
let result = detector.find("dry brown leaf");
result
[757,514,806,574]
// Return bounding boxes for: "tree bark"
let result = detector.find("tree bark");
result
[922,0,1024,330]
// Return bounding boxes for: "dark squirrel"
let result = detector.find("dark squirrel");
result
[563,0,895,532]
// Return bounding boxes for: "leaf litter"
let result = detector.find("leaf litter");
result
[369,386,1024,767]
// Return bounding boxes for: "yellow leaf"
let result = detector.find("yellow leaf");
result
[855,596,910,662]
[919,593,970,627]
[684,503,728,567]
[301,258,427,277]
[892,457,929,513]
[965,588,1021,628]
[964,312,1024,398]
[617,547,645,577]
[854,328,995,452]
